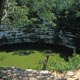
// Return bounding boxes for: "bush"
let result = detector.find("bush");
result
[68,54,80,70]
[47,53,80,71]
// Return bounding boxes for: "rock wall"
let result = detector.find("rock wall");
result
[0,67,80,80]
[0,25,80,50]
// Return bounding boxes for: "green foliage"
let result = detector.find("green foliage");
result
[55,0,75,13]
[2,0,30,28]
[47,54,69,71]
[12,6,30,27]
[26,0,57,29]
[55,0,80,20]
[0,0,80,71]
[0,51,80,71]
[68,54,80,70]
[1,0,80,29]
[47,53,80,71]
[0,51,44,69]
[75,11,80,17]
[2,0,57,29]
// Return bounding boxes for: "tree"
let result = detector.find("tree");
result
[0,0,6,24]
[2,0,57,29]
[54,0,80,52]
[55,0,80,28]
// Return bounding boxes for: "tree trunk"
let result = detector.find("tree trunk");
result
[42,55,49,70]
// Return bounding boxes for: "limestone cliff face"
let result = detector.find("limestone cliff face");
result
[0,25,80,50]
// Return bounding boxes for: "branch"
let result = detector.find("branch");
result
[1,9,8,21]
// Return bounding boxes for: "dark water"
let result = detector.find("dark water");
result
[0,42,74,61]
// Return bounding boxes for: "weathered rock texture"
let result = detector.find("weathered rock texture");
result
[0,67,80,80]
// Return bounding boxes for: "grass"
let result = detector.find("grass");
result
[0,50,80,71]
[0,50,44,69]
[47,53,80,71]
[47,54,69,70]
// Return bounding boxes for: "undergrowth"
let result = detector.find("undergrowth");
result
[0,50,80,71]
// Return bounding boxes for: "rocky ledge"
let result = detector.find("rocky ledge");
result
[0,67,80,80]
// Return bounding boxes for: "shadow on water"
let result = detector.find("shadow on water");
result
[0,42,75,61]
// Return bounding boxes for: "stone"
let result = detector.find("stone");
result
[37,76,42,80]
[1,67,80,80]
[11,66,15,68]
[25,69,33,72]
[29,77,37,80]
[50,75,54,79]
[74,69,80,80]
[2,71,7,74]
[32,70,39,74]
[28,73,35,77]
[40,70,51,75]
[0,79,4,80]
[22,77,29,80]
[66,71,74,77]
[66,78,75,80]
[47,77,54,80]
[57,73,64,79]
[7,69,11,72]
[51,71,58,77]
